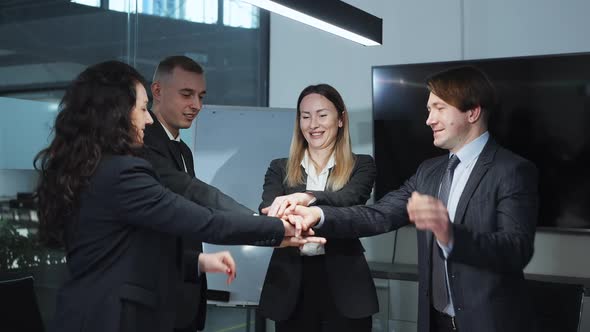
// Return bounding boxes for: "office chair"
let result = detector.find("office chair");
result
[526,279,585,332]
[0,276,45,332]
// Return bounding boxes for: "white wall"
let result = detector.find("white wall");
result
[268,0,590,277]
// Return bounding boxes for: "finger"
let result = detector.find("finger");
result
[304,236,327,244]
[222,252,236,274]
[268,197,282,217]
[276,199,290,218]
[261,206,270,215]
[294,215,302,238]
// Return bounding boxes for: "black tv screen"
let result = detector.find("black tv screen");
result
[372,53,590,230]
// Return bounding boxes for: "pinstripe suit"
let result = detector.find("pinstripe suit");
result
[316,139,538,332]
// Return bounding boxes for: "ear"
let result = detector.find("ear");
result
[467,106,482,123]
[151,81,161,100]
[338,111,344,128]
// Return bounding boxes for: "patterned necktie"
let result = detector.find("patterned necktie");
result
[432,154,460,312]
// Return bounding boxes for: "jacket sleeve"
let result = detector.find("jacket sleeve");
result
[315,172,414,238]
[114,158,284,247]
[259,158,288,213]
[143,143,253,215]
[309,154,376,206]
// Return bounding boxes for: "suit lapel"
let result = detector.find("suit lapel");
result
[453,139,498,225]
[148,111,189,174]
[179,142,195,177]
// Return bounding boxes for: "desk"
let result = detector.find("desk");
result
[368,262,590,294]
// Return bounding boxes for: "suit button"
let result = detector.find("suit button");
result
[451,274,455,279]
[457,307,462,311]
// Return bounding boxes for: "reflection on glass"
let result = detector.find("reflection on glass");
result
[71,0,100,7]
[107,0,219,24]
[224,0,259,28]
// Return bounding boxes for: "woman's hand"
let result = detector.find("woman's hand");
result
[261,192,315,218]
[198,251,237,284]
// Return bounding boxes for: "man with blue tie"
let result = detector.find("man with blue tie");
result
[285,66,539,332]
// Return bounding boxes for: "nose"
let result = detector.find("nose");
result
[146,111,154,125]
[310,115,319,129]
[426,111,435,127]
[191,96,202,112]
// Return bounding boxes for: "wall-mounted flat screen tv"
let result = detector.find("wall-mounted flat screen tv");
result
[372,53,590,231]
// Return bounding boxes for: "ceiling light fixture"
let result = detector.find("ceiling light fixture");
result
[242,0,382,46]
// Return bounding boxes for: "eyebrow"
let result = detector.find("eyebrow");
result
[301,108,329,114]
[429,102,447,108]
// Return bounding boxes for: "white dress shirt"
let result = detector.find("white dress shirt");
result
[299,150,335,256]
[439,131,489,316]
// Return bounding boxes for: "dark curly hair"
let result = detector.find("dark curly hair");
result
[34,61,147,248]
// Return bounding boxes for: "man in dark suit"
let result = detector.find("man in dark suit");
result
[286,66,538,332]
[142,55,252,332]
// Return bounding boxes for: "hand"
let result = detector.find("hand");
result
[279,235,327,248]
[281,219,317,238]
[284,205,322,233]
[261,192,315,218]
[198,251,236,285]
[406,192,453,245]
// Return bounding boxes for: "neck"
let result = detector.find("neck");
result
[153,105,179,138]
[307,146,334,173]
[450,126,486,154]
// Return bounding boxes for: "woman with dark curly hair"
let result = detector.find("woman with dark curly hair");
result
[35,61,312,332]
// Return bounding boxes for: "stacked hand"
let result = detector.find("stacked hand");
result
[406,192,452,245]
[262,193,325,248]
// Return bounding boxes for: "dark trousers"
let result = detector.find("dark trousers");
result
[430,306,458,332]
[275,256,372,332]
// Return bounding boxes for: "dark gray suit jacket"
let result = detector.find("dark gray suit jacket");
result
[258,155,379,321]
[142,113,253,330]
[316,139,538,332]
[50,156,284,332]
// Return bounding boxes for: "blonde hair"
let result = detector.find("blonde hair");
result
[285,84,355,191]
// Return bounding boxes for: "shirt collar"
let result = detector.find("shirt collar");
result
[453,131,489,164]
[301,150,336,174]
[159,121,180,142]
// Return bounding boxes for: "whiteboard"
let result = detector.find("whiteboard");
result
[192,105,295,305]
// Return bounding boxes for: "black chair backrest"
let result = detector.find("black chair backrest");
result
[0,276,45,332]
[526,279,584,332]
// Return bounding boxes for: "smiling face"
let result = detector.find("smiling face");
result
[152,66,206,138]
[130,82,153,144]
[298,93,343,152]
[426,92,473,153]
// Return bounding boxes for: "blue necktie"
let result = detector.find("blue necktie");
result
[432,154,460,312]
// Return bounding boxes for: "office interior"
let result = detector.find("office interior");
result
[1,0,589,331]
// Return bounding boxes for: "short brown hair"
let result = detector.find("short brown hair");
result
[426,66,497,122]
[153,55,204,81]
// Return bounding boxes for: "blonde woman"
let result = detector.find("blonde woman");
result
[258,84,378,332]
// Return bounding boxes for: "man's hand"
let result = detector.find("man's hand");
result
[279,236,327,248]
[407,192,453,245]
[281,219,317,238]
[198,251,236,285]
[261,193,315,218]
[284,205,322,234]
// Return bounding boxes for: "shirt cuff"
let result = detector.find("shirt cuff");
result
[305,192,317,206]
[437,239,454,258]
[314,207,325,228]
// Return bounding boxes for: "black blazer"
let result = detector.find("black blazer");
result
[316,139,538,332]
[257,154,379,321]
[50,156,284,332]
[142,113,253,330]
